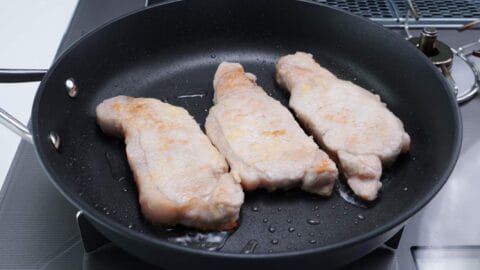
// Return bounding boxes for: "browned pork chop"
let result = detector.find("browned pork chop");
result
[276,52,410,200]
[96,96,244,230]
[205,62,338,196]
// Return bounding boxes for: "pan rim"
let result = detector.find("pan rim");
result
[31,0,463,259]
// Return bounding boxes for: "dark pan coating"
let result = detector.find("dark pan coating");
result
[31,0,461,268]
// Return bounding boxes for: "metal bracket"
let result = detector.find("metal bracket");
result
[385,227,405,250]
[76,211,111,253]
[453,40,480,104]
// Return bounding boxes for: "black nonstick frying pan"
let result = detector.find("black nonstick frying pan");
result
[0,0,461,269]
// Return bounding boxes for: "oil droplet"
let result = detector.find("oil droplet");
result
[106,211,111,215]
[403,187,408,191]
[288,227,295,232]
[263,218,269,223]
[122,188,128,192]
[241,240,258,254]
[268,226,276,233]
[287,219,292,223]
[357,214,365,220]
[271,239,279,245]
[103,207,108,211]
[315,213,321,217]
[307,219,321,225]
[314,206,319,210]
[251,206,259,212]
[309,239,317,244]
[343,211,347,215]
[128,224,133,229]
[354,220,359,225]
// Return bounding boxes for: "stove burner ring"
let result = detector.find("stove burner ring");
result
[451,45,480,103]
[409,27,479,104]
[410,37,453,68]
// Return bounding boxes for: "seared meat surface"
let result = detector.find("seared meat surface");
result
[276,52,410,200]
[206,62,338,196]
[96,96,244,230]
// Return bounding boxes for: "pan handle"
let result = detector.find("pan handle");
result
[0,68,47,144]
[0,108,32,144]
[0,68,47,83]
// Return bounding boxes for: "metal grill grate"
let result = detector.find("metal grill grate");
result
[146,0,480,27]
[393,0,480,18]
[314,0,395,18]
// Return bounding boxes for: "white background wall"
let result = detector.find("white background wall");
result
[0,0,78,188]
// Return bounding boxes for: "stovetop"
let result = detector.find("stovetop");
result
[1,1,479,269]
[320,0,480,26]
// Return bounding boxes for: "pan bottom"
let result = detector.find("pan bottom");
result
[78,47,414,254]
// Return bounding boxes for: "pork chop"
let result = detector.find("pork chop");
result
[276,52,410,201]
[205,62,338,196]
[96,96,244,230]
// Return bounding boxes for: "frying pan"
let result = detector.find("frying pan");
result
[0,0,461,268]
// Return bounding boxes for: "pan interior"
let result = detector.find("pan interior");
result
[33,0,459,255]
